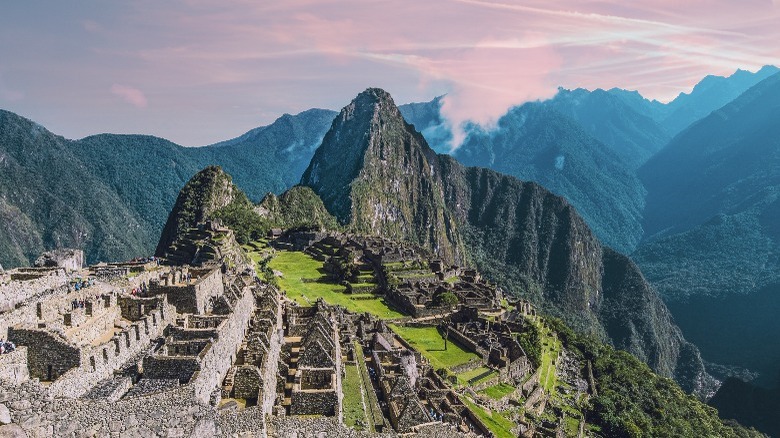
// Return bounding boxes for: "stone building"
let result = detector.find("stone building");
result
[282,302,342,417]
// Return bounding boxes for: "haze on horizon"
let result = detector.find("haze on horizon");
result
[1,0,778,147]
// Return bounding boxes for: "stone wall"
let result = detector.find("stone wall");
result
[189,284,254,404]
[118,295,165,321]
[7,328,80,382]
[261,292,284,417]
[0,346,29,385]
[151,267,224,314]
[52,300,174,398]
[290,390,338,416]
[0,304,37,341]
[0,269,66,314]
[233,365,262,400]
[143,356,202,382]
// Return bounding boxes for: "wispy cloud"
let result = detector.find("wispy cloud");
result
[110,84,147,108]
[0,0,777,146]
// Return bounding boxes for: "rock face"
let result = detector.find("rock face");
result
[155,166,247,256]
[301,88,465,263]
[33,248,83,271]
[303,88,711,394]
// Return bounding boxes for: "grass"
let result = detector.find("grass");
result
[343,362,369,430]
[457,367,497,386]
[564,416,581,437]
[388,324,478,371]
[461,396,516,438]
[536,322,561,393]
[480,383,517,400]
[354,342,382,431]
[269,251,403,319]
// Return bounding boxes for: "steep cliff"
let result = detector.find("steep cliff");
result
[301,88,465,263]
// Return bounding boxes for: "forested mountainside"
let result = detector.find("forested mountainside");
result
[634,71,780,392]
[0,108,335,268]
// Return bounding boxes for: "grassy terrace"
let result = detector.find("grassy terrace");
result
[461,396,516,438]
[343,361,370,430]
[388,324,479,372]
[480,383,516,400]
[269,251,403,319]
[536,320,562,393]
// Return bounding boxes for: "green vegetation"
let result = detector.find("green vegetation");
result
[342,362,369,430]
[517,318,542,368]
[544,318,763,438]
[433,290,459,307]
[258,186,339,232]
[481,383,516,400]
[269,251,403,319]
[388,324,478,371]
[457,367,496,386]
[461,396,516,438]
[536,322,561,393]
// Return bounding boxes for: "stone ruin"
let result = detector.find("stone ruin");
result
[34,249,84,272]
[0,228,580,437]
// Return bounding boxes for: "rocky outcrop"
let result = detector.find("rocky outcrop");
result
[257,186,338,231]
[33,248,83,271]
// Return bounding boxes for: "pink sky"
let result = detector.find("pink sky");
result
[0,0,778,146]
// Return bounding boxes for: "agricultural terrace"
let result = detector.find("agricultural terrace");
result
[268,251,404,319]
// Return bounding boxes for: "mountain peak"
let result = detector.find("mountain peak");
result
[155,165,247,256]
[301,89,463,262]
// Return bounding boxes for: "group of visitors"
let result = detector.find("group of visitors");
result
[70,277,94,292]
[132,256,160,265]
[0,339,16,354]
[130,281,149,296]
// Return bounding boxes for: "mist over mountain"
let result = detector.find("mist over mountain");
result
[451,102,647,254]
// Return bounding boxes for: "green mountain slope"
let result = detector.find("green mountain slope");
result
[452,103,646,254]
[0,108,335,268]
[301,88,712,395]
[634,72,780,401]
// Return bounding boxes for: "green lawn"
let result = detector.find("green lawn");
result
[457,366,497,386]
[343,363,369,430]
[388,324,478,371]
[269,251,403,319]
[480,383,517,400]
[461,396,516,438]
[536,322,561,393]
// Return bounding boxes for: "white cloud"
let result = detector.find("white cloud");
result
[110,84,147,108]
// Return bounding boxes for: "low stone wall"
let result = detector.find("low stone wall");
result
[290,390,338,416]
[189,285,255,404]
[144,355,202,382]
[7,328,80,382]
[0,346,29,385]
[446,326,488,359]
[261,295,284,417]
[0,304,37,340]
